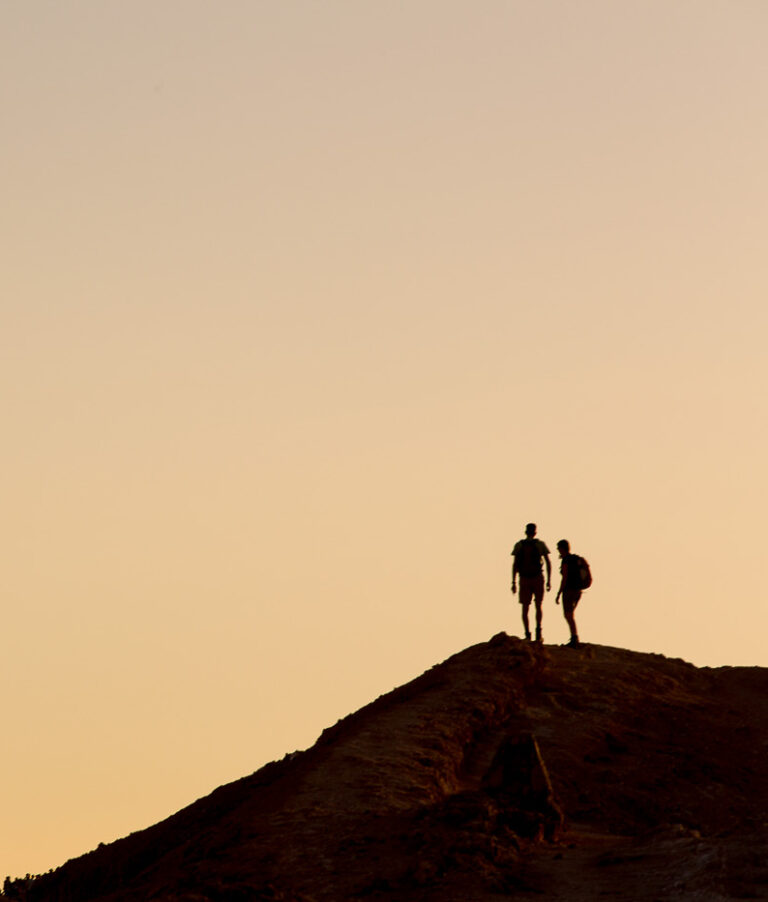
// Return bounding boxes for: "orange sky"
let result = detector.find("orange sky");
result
[3,0,768,881]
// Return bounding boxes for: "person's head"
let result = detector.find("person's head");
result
[557,539,570,557]
[525,523,537,538]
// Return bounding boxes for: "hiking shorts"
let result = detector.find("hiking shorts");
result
[562,589,582,615]
[518,575,544,607]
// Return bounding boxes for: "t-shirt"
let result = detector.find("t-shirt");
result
[512,538,550,577]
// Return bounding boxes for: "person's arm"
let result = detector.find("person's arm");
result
[511,546,518,593]
[543,551,552,591]
[555,559,566,604]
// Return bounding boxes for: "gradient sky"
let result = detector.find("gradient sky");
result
[3,0,768,880]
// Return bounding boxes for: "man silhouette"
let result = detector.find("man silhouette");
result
[511,523,551,642]
[555,539,581,648]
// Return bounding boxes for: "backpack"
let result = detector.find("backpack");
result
[516,538,543,578]
[571,555,592,590]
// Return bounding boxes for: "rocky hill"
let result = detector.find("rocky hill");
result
[7,634,768,901]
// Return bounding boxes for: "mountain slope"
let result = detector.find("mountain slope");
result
[11,635,768,901]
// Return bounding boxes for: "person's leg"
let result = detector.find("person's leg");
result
[519,579,534,639]
[563,592,581,645]
[521,602,532,640]
[533,575,544,641]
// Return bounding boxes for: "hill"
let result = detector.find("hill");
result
[6,634,768,901]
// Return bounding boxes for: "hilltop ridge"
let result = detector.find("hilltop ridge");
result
[8,635,768,901]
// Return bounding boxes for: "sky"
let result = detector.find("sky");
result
[3,0,768,881]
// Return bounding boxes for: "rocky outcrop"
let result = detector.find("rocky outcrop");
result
[9,634,768,901]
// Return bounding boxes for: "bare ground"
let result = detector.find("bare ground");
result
[14,634,768,901]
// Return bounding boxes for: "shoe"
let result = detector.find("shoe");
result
[524,630,532,641]
[535,631,543,644]
[567,637,580,648]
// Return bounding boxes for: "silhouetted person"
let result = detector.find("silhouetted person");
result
[556,539,582,647]
[511,523,551,642]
